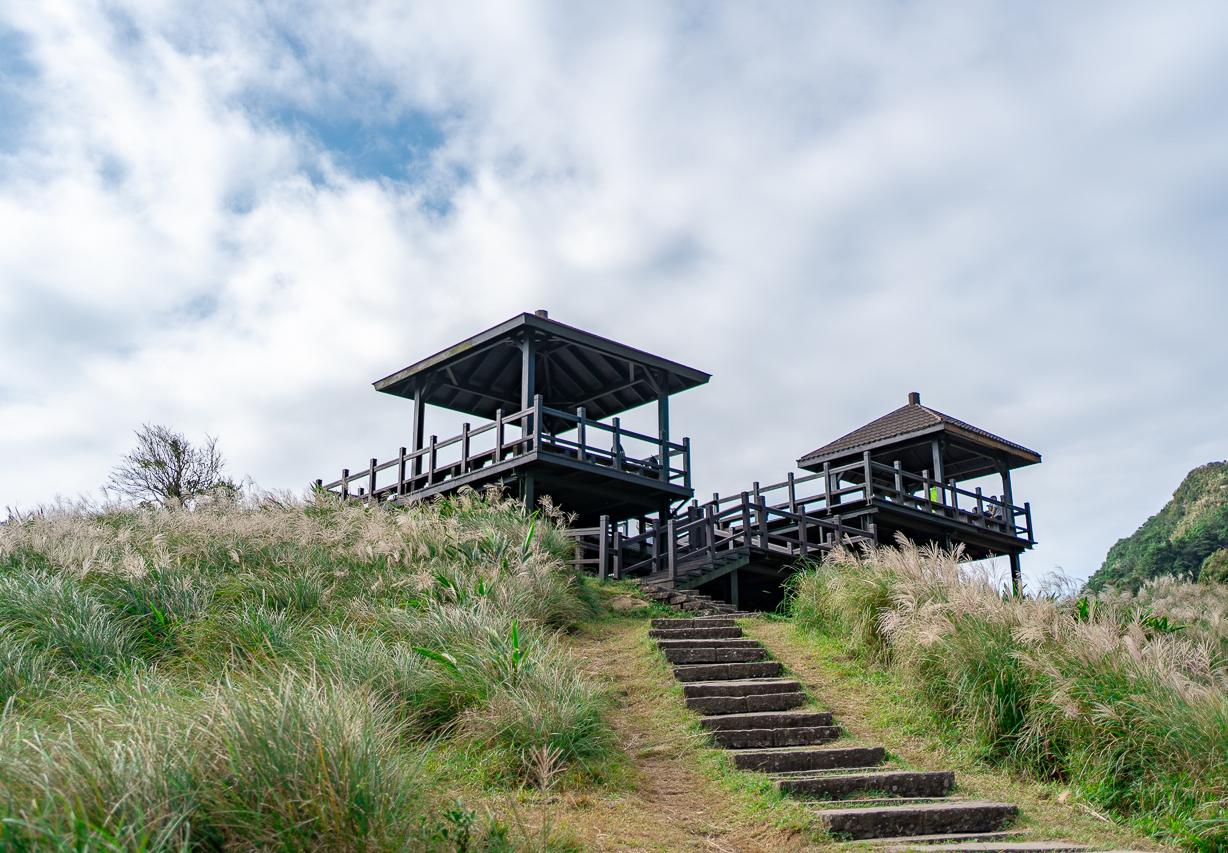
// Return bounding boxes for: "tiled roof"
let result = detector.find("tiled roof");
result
[798,395,1041,467]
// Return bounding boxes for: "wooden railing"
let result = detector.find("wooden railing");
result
[316,394,692,503]
[564,491,869,581]
[699,451,1033,545]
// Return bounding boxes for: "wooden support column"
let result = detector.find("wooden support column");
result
[598,514,610,581]
[1009,552,1022,598]
[931,439,945,505]
[657,382,670,483]
[411,384,426,477]
[520,331,536,441]
[1000,457,1016,534]
[729,569,740,609]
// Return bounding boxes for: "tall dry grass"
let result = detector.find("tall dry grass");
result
[0,488,610,850]
[786,541,1228,851]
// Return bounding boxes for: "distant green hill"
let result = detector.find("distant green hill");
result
[1087,461,1228,592]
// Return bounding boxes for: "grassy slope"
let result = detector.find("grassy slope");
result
[0,493,616,851]
[746,618,1168,852]
[783,544,1227,852]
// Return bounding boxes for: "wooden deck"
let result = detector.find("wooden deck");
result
[566,450,1034,597]
[316,394,692,518]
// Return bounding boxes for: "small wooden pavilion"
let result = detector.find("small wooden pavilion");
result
[319,310,710,523]
[796,392,1040,592]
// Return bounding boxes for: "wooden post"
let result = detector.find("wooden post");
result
[976,487,985,524]
[1024,501,1034,544]
[823,462,834,507]
[949,480,959,514]
[921,469,930,507]
[340,468,349,500]
[740,492,751,549]
[752,480,761,509]
[576,406,587,462]
[532,394,543,452]
[428,436,438,485]
[411,384,426,477]
[598,514,609,580]
[495,409,505,459]
[460,424,471,473]
[798,513,809,556]
[648,518,660,573]
[729,569,739,610]
[667,518,676,580]
[612,529,622,579]
[397,447,407,496]
[931,439,945,505]
[862,451,873,501]
[1000,459,1016,534]
[712,491,720,509]
[705,504,716,560]
[612,417,623,470]
[657,387,670,483]
[757,495,768,548]
[682,437,691,488]
[787,472,797,513]
[523,474,536,508]
[1009,552,1022,597]
[520,330,536,411]
[314,478,323,489]
[893,460,903,499]
[368,458,377,501]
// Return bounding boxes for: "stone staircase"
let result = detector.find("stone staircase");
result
[649,616,1146,851]
[638,579,744,615]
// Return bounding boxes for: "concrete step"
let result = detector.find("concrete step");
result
[780,769,954,799]
[686,691,805,715]
[701,709,834,731]
[867,831,1028,847]
[650,617,737,629]
[818,800,1018,841]
[663,646,766,664]
[673,661,784,682]
[711,725,842,749]
[656,638,761,650]
[732,745,886,773]
[884,844,1088,852]
[683,678,802,698]
[649,626,744,640]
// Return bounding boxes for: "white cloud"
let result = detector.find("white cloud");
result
[2,1,1226,583]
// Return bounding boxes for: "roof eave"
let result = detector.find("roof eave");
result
[372,312,711,400]
[798,422,1042,471]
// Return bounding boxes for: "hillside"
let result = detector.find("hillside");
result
[0,493,615,850]
[1087,461,1228,592]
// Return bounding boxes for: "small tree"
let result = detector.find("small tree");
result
[108,424,235,506]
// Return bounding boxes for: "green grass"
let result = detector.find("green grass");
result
[784,544,1228,851]
[0,490,615,851]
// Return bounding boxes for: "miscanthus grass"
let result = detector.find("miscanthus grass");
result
[0,489,612,850]
[786,540,1228,851]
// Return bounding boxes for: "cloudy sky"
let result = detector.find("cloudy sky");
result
[2,2,1226,583]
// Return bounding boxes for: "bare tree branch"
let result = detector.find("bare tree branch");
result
[108,424,235,506]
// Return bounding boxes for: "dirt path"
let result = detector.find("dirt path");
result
[549,616,824,852]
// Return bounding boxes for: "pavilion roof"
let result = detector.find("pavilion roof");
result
[797,393,1041,474]
[373,311,710,421]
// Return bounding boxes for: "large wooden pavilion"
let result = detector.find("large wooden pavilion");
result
[318,310,710,523]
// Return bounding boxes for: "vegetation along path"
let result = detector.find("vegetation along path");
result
[642,614,1163,852]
